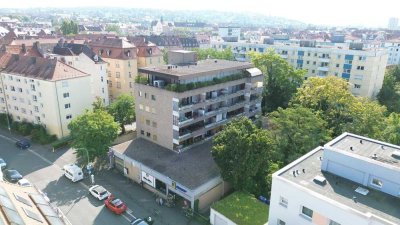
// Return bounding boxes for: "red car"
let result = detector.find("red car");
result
[104,195,127,214]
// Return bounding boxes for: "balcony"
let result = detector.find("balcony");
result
[280,54,288,59]
[317,66,329,72]
[318,57,330,63]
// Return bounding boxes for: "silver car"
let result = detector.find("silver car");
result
[89,185,110,200]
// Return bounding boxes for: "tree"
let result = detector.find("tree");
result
[105,24,122,35]
[92,97,106,112]
[68,110,119,163]
[60,20,78,35]
[269,107,331,164]
[382,113,400,145]
[249,50,304,113]
[192,47,234,60]
[377,65,400,113]
[212,117,277,196]
[290,76,355,136]
[343,98,387,139]
[108,94,135,134]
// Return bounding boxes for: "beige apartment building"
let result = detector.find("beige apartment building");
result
[136,51,263,151]
[89,37,138,101]
[127,36,165,68]
[110,51,263,211]
[212,40,388,98]
[0,53,93,138]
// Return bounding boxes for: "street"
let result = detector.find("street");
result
[0,130,204,225]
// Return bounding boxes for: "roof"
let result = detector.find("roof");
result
[278,147,400,224]
[0,181,67,225]
[0,53,88,81]
[53,41,105,63]
[89,37,134,49]
[326,132,400,169]
[89,37,136,60]
[212,191,269,225]
[139,59,253,78]
[112,138,220,190]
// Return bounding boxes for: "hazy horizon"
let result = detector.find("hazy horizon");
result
[1,0,399,28]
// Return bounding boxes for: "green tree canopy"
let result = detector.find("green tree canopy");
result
[105,24,122,35]
[269,106,332,164]
[68,110,119,163]
[377,65,400,113]
[192,47,234,60]
[382,113,400,145]
[212,117,277,196]
[92,96,106,112]
[249,49,305,113]
[108,94,135,134]
[60,20,78,35]
[290,76,355,136]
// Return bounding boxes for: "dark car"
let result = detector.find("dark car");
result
[4,169,23,183]
[16,139,31,149]
[131,217,154,225]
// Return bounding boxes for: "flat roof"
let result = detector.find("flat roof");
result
[278,148,400,224]
[112,138,220,190]
[326,133,400,169]
[139,59,253,79]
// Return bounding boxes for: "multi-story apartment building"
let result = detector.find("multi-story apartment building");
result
[218,27,241,42]
[52,40,109,105]
[126,36,164,68]
[269,132,400,225]
[211,41,388,98]
[385,40,400,65]
[135,50,263,151]
[0,53,92,138]
[89,37,137,101]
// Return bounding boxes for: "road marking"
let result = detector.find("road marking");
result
[0,134,17,142]
[27,149,54,165]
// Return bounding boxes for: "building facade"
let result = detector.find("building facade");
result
[136,51,263,151]
[89,37,138,101]
[52,40,110,105]
[211,41,388,98]
[385,41,400,65]
[218,27,241,42]
[0,53,92,138]
[126,36,164,68]
[269,133,400,225]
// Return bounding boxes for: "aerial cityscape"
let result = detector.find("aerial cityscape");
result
[0,1,399,225]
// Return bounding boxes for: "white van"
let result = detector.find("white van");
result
[63,164,84,182]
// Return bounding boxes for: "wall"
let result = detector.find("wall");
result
[197,182,225,210]
[210,208,236,225]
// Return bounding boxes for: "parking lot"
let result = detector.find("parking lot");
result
[0,130,204,225]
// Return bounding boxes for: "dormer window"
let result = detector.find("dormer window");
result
[126,50,131,57]
[107,50,111,56]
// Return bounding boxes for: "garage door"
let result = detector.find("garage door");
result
[326,161,365,184]
[214,215,228,225]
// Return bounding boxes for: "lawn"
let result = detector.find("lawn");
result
[211,191,269,225]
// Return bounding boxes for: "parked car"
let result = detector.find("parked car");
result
[0,158,6,170]
[17,178,32,187]
[131,217,154,225]
[104,195,127,214]
[15,139,31,149]
[4,169,23,183]
[89,185,110,200]
[63,164,84,182]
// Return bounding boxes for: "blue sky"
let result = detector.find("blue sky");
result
[2,0,399,27]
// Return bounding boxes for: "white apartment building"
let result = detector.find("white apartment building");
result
[269,132,400,225]
[384,41,400,65]
[52,41,109,105]
[211,41,388,98]
[218,27,241,42]
[0,53,93,138]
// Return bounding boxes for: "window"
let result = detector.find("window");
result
[329,220,341,225]
[354,84,361,89]
[140,130,144,135]
[279,196,288,207]
[128,61,131,67]
[277,219,286,225]
[301,206,313,219]
[34,106,39,112]
[108,71,111,77]
[146,132,151,137]
[138,91,142,97]
[359,56,366,61]
[10,86,15,91]
[116,63,120,68]
[152,121,157,128]
[151,95,156,101]
[14,106,19,111]
[117,82,121,88]
[32,95,37,102]
[116,72,120,78]
[146,119,150,126]
[109,81,112,87]
[371,178,383,188]
[129,82,133,88]
[65,103,71,109]
[66,114,72,119]
[357,66,365,70]
[145,93,148,98]
[129,72,132,78]
[139,104,143,110]
[21,108,26,114]
[35,116,41,122]
[145,106,150,112]
[101,76,104,82]
[18,88,22,93]
[336,64,340,68]
[16,78,21,82]
[345,59,352,64]
[313,61,316,65]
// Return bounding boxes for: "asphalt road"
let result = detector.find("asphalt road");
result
[0,131,202,225]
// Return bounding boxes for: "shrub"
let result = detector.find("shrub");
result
[0,113,12,128]
[17,121,34,136]
[52,136,73,149]
[31,125,57,144]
